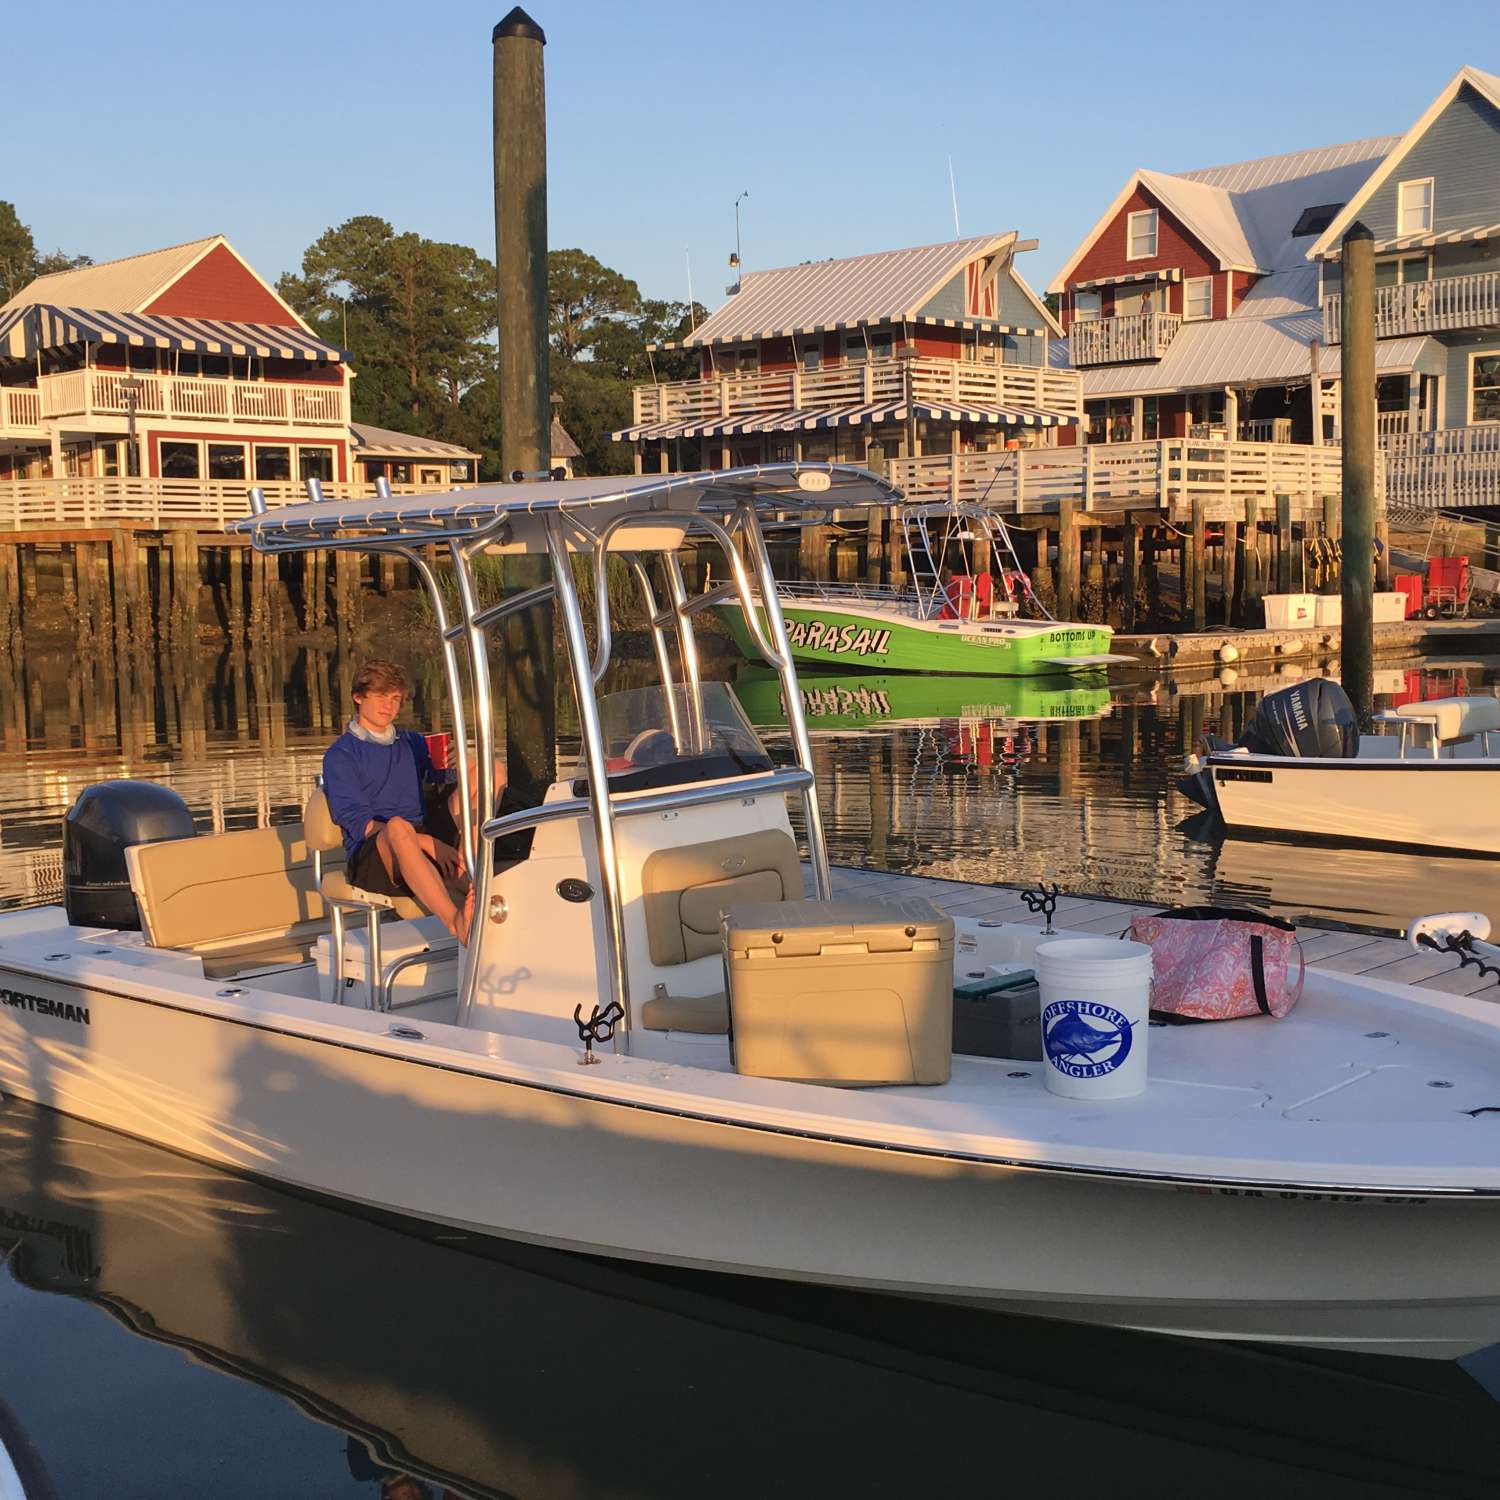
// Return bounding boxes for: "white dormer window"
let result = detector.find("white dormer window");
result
[1184,276,1214,321]
[1127,209,1159,260]
[1397,178,1434,236]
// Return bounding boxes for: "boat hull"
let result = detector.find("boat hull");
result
[1200,754,1500,855]
[718,600,1113,676]
[4,965,1500,1359]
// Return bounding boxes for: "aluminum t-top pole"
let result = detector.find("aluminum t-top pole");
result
[450,539,496,1025]
[546,518,633,1041]
[736,501,832,900]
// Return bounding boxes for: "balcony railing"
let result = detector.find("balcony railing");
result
[1323,270,1500,342]
[32,370,347,427]
[1067,312,1182,367]
[0,476,464,531]
[0,387,42,437]
[629,354,1083,428]
[887,438,1363,521]
[1381,424,1500,510]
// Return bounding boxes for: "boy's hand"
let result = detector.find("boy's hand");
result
[428,840,463,880]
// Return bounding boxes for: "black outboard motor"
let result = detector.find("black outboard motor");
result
[63,781,196,929]
[1177,679,1359,809]
[1240,678,1359,760]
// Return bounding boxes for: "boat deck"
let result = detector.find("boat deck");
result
[824,864,1500,1000]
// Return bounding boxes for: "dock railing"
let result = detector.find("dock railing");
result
[0,477,461,531]
[887,439,1364,520]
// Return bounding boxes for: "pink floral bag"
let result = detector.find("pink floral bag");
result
[1127,906,1305,1022]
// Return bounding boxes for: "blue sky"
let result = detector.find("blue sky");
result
[9,0,1500,307]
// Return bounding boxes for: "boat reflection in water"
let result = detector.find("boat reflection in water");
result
[733,669,1110,734]
[1182,815,1500,932]
[3,1101,1500,1499]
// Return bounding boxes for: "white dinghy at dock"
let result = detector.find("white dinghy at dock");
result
[6,464,1500,1361]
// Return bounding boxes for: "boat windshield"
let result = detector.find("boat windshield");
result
[575,682,774,794]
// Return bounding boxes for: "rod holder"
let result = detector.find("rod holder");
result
[304,477,325,504]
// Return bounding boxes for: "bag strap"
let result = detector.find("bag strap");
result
[1250,934,1271,1015]
[1288,937,1307,1007]
[1150,904,1296,933]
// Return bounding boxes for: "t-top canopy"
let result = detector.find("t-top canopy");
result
[228,463,902,546]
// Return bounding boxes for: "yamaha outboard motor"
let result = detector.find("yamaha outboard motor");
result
[63,781,196,929]
[1240,678,1359,760]
[1177,679,1358,810]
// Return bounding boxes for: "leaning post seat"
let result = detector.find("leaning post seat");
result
[1392,696,1500,748]
[637,828,802,1035]
[304,787,428,1009]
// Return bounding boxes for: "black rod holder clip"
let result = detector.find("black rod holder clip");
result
[573,1000,626,1065]
[1020,882,1062,935]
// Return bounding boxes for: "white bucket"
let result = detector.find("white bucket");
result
[1035,937,1153,1100]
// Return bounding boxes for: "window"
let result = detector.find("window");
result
[843,332,868,363]
[160,441,200,478]
[255,446,291,481]
[200,355,230,379]
[207,444,245,480]
[176,353,201,378]
[1472,354,1500,424]
[1292,203,1344,238]
[800,340,821,371]
[418,467,443,485]
[1142,396,1160,441]
[128,347,157,372]
[1397,178,1434,236]
[1184,276,1214,321]
[1127,209,1158,260]
[868,330,894,361]
[452,461,472,482]
[298,446,334,481]
[1073,291,1101,322]
[390,462,411,483]
[1085,400,1107,444]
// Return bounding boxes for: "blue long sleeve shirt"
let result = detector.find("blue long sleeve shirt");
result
[322,729,438,858]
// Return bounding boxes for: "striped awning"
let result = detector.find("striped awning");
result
[1327,222,1500,258]
[1072,268,1184,292]
[2,303,348,361]
[613,399,1072,442]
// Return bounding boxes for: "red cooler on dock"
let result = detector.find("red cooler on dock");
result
[1393,574,1423,619]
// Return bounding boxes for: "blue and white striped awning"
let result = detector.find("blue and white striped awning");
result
[2,303,348,361]
[613,398,1072,442]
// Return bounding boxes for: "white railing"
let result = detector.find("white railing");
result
[1323,270,1500,342]
[1380,423,1500,456]
[887,439,1363,521]
[1384,433,1500,510]
[630,354,1083,427]
[0,476,464,531]
[1237,418,1294,444]
[36,370,348,427]
[0,387,42,435]
[1067,312,1182,366]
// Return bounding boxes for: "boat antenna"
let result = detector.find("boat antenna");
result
[685,249,697,332]
[948,155,961,238]
[729,190,749,293]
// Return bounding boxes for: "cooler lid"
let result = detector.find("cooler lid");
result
[725,897,953,958]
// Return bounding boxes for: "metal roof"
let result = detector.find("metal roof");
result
[0,236,223,315]
[350,423,479,461]
[683,234,1019,348]
[1137,171,1261,272]
[230,463,902,543]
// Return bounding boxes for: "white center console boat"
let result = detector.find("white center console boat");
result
[5,465,1500,1360]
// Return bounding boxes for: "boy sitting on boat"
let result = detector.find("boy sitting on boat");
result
[323,660,496,946]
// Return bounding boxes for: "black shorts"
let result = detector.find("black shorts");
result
[347,784,459,897]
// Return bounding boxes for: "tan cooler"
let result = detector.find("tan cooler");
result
[724,897,955,1087]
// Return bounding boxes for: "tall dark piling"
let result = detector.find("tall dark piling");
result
[494,6,556,798]
[1339,223,1376,724]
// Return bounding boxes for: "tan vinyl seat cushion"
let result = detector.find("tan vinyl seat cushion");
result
[129,824,334,953]
[639,990,730,1034]
[640,829,802,968]
[1395,695,1500,742]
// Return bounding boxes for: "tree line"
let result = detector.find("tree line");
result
[2,201,701,480]
[277,218,704,478]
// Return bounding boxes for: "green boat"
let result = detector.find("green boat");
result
[731,669,1113,730]
[716,502,1123,677]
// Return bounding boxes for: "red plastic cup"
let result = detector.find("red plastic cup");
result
[424,732,452,770]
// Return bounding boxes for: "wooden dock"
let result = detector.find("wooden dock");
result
[824,863,1500,1000]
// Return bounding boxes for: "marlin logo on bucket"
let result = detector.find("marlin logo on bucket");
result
[1042,1000,1133,1079]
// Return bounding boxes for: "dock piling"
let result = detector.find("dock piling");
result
[1339,222,1377,724]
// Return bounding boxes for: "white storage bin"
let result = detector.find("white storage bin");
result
[1263,593,1316,629]
[1374,591,1409,623]
[1314,594,1342,627]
